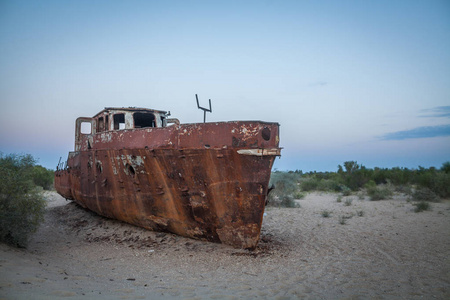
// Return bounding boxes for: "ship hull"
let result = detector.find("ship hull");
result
[55,121,280,249]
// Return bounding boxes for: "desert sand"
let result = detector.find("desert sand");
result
[1,191,449,299]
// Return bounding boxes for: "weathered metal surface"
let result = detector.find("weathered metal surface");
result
[55,107,281,249]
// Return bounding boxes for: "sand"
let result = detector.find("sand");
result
[0,191,449,299]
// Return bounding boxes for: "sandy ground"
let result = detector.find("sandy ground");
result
[0,191,449,299]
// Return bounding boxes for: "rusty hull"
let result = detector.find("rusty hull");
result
[55,116,280,249]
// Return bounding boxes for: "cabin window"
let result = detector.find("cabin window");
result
[98,117,105,132]
[80,122,92,134]
[114,114,125,130]
[134,112,155,128]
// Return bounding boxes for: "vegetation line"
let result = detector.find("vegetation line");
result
[268,160,449,207]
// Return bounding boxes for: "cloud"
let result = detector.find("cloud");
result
[420,106,450,118]
[380,124,450,140]
[308,81,328,87]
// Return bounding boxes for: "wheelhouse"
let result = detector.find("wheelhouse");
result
[74,107,176,151]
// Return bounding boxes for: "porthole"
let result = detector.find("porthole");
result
[262,127,271,141]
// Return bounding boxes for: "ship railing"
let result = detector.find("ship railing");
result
[56,157,68,171]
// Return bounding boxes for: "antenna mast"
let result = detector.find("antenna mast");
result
[196,94,212,123]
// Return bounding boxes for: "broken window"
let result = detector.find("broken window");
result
[134,112,155,128]
[114,114,125,130]
[80,122,92,134]
[98,117,105,132]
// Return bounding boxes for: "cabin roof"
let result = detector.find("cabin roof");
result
[93,107,168,118]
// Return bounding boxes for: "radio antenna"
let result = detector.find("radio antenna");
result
[196,94,212,123]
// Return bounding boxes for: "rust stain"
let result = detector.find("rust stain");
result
[55,106,281,249]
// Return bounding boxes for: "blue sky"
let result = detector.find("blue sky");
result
[0,0,449,172]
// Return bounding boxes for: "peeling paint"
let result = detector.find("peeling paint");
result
[100,132,112,143]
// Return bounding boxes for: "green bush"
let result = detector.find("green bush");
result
[410,164,450,198]
[321,210,331,218]
[0,153,46,247]
[338,214,354,224]
[267,171,301,207]
[269,172,299,196]
[430,172,450,198]
[412,188,440,202]
[415,166,436,189]
[339,185,352,196]
[299,177,320,191]
[394,185,412,195]
[338,215,349,225]
[367,185,393,201]
[414,201,431,212]
[364,180,377,189]
[337,161,371,191]
[441,162,450,174]
[293,191,305,199]
[375,167,413,186]
[32,165,54,190]
[279,195,300,208]
[318,179,341,192]
[300,177,341,192]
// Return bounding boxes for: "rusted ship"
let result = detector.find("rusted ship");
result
[55,106,281,249]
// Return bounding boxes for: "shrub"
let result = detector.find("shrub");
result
[412,188,440,202]
[364,180,377,189]
[293,191,305,199]
[344,198,353,206]
[338,161,371,190]
[340,185,352,196]
[367,185,393,201]
[318,179,339,191]
[267,171,301,207]
[321,210,331,218]
[0,153,46,247]
[32,165,54,190]
[385,167,412,186]
[338,215,348,225]
[431,172,450,198]
[300,177,341,192]
[415,166,436,190]
[277,195,300,208]
[414,201,431,212]
[299,177,320,191]
[357,210,364,217]
[441,161,450,174]
[269,172,299,196]
[338,214,353,224]
[394,185,412,195]
[336,195,343,203]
